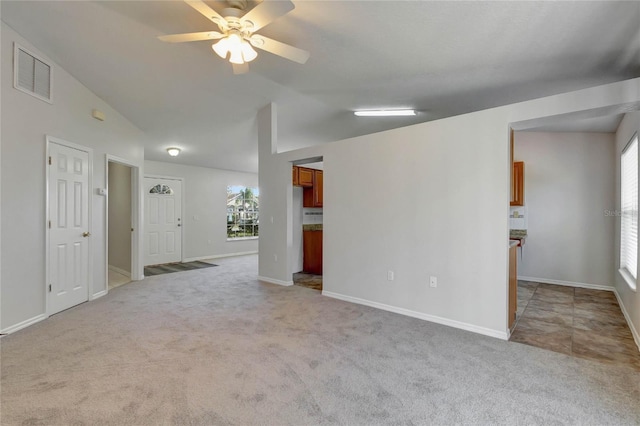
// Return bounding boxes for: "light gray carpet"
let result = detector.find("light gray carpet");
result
[1,254,639,425]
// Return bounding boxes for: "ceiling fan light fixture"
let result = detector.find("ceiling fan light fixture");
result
[213,31,257,65]
[212,37,230,59]
[160,0,310,72]
[229,49,245,64]
[166,147,181,157]
[354,109,417,117]
[241,41,258,62]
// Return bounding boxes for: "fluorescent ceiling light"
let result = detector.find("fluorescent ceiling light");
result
[354,109,417,117]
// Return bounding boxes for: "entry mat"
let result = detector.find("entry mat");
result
[144,261,218,277]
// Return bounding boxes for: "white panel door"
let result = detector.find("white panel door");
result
[49,142,90,315]
[144,177,182,266]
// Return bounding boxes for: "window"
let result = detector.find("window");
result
[227,186,259,239]
[149,184,173,194]
[620,133,638,290]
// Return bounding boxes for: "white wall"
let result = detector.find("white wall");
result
[108,162,132,273]
[258,79,640,339]
[1,23,146,332]
[144,160,258,261]
[0,7,4,328]
[614,112,640,346]
[514,132,615,287]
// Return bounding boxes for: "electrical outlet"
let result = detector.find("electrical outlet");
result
[429,276,437,288]
[387,270,394,281]
[274,254,278,262]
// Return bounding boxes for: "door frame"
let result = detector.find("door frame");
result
[143,174,186,265]
[105,155,143,288]
[45,135,93,316]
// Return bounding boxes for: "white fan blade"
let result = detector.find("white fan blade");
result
[250,35,309,64]
[233,63,249,75]
[184,0,228,30]
[241,0,294,32]
[158,31,224,43]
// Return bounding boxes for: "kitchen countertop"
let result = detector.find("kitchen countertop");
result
[302,224,323,231]
[510,229,527,239]
[510,229,527,247]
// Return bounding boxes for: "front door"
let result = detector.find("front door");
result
[48,142,90,314]
[144,177,182,266]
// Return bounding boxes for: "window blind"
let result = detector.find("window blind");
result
[620,134,638,280]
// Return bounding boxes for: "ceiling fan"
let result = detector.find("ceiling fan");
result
[158,0,310,74]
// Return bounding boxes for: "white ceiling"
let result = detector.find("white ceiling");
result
[521,114,625,133]
[2,1,639,173]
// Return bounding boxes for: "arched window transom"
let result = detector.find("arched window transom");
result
[149,184,173,195]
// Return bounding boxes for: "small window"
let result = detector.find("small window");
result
[620,133,638,290]
[227,186,259,239]
[14,43,52,103]
[149,184,173,195]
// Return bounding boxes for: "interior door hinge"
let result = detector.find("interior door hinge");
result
[48,156,52,165]
[48,284,52,292]
[48,220,51,229]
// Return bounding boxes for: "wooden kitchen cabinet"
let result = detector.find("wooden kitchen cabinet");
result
[303,170,323,207]
[510,128,514,202]
[314,170,323,206]
[293,166,314,187]
[510,161,524,206]
[508,244,517,330]
[303,230,322,274]
[297,167,314,187]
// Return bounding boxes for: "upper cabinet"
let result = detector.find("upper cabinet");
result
[294,166,323,207]
[511,161,525,206]
[510,129,525,206]
[310,170,323,207]
[303,170,323,207]
[297,167,314,187]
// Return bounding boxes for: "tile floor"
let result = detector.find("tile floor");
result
[108,269,131,290]
[510,281,640,370]
[292,272,322,291]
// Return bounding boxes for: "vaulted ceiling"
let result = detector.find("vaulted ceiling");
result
[2,1,639,172]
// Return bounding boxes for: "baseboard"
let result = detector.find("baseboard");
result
[518,276,613,291]
[0,313,47,335]
[183,251,258,263]
[612,289,640,352]
[91,290,108,300]
[257,276,293,286]
[108,265,131,278]
[322,291,508,341]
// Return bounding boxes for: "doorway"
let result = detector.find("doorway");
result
[107,161,133,290]
[106,155,142,292]
[506,113,640,369]
[291,158,323,291]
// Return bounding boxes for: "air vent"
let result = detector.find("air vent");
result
[14,43,52,103]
